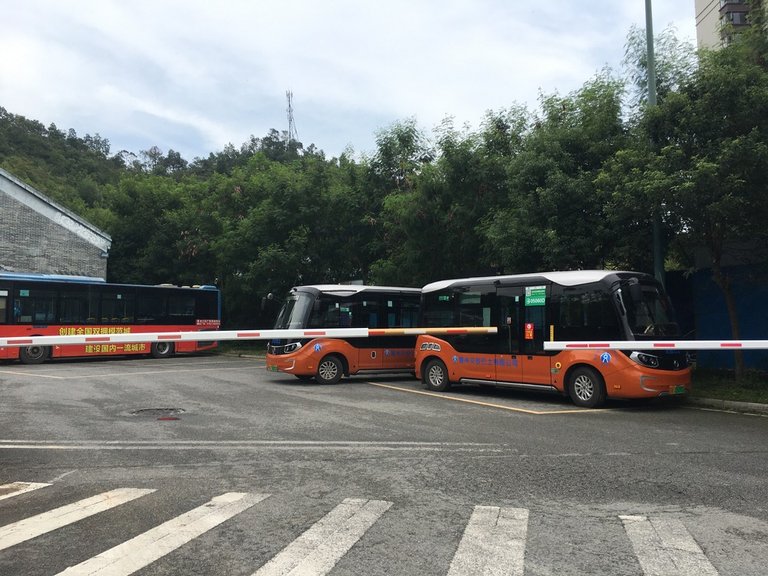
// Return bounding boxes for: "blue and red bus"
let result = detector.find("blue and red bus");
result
[0,272,220,364]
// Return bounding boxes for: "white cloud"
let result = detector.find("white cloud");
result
[0,0,697,159]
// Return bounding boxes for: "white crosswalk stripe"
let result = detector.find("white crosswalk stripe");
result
[620,514,720,576]
[0,481,50,502]
[0,488,154,552]
[0,482,749,575]
[252,497,392,576]
[58,491,270,575]
[447,506,528,576]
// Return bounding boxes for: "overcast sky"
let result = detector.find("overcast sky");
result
[1,1,696,161]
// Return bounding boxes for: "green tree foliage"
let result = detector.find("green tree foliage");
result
[650,36,768,376]
[370,111,527,285]
[481,74,627,273]
[623,25,697,110]
[0,107,123,227]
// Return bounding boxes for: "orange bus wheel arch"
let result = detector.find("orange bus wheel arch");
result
[567,366,606,408]
[316,355,344,385]
[423,358,450,392]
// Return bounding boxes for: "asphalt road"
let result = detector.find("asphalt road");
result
[1,354,767,575]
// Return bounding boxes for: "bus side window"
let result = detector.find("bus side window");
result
[0,295,7,324]
[556,287,621,341]
[15,289,56,324]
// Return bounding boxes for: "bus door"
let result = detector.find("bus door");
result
[450,289,498,382]
[0,283,9,324]
[521,284,552,386]
[347,299,381,371]
[494,288,523,384]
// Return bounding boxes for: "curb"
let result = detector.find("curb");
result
[686,397,768,415]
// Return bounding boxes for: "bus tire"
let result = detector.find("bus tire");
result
[423,359,450,392]
[567,366,606,408]
[151,342,175,359]
[316,355,343,385]
[19,345,49,365]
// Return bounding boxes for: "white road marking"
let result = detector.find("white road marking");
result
[58,492,269,575]
[0,481,51,501]
[447,506,528,576]
[0,365,259,380]
[0,440,506,453]
[620,514,719,576]
[0,488,154,551]
[252,498,392,576]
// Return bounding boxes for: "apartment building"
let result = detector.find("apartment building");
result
[696,0,759,48]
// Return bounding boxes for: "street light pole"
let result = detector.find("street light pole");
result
[645,0,665,287]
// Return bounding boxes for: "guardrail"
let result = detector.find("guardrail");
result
[0,327,498,348]
[2,330,764,350]
[543,341,768,350]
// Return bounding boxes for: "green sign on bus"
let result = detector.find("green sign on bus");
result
[525,286,546,307]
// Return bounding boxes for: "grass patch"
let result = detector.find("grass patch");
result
[691,368,768,404]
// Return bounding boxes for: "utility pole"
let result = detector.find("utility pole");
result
[645,0,665,287]
[286,90,299,144]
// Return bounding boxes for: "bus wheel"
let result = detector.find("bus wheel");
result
[316,355,343,385]
[423,359,450,392]
[151,342,175,359]
[19,345,49,365]
[567,366,606,408]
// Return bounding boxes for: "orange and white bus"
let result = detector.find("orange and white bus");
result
[0,272,220,364]
[415,271,691,407]
[266,284,420,384]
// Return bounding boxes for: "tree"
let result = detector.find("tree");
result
[622,25,696,111]
[481,74,627,274]
[612,27,768,377]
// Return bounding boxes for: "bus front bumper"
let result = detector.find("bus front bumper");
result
[266,357,296,374]
[607,368,691,399]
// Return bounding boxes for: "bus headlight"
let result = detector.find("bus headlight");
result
[630,351,659,368]
[283,342,302,353]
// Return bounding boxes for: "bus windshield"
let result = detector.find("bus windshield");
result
[273,291,315,329]
[619,282,679,338]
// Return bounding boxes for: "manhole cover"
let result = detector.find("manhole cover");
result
[129,408,186,417]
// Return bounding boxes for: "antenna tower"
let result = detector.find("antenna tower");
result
[286,90,299,143]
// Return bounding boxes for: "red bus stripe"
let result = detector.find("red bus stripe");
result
[368,330,386,336]
[304,331,326,336]
[446,329,468,334]
[158,335,182,340]
[85,337,111,342]
[588,343,610,348]
[653,343,677,348]
[8,339,34,345]
[720,343,743,348]
[236,332,261,338]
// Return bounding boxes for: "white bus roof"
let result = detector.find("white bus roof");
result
[292,284,420,296]
[422,270,643,293]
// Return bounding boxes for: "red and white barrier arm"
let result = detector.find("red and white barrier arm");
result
[0,327,497,348]
[544,340,768,351]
